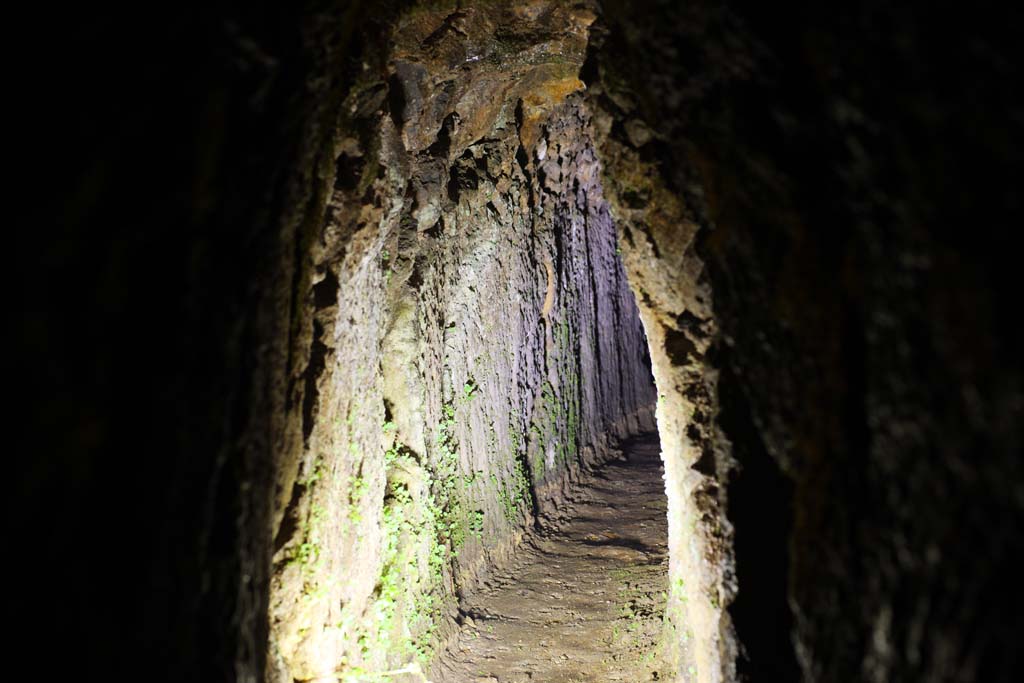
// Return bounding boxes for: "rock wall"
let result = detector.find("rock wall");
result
[586,50,734,683]
[591,1,1024,681]
[265,5,655,679]
[27,1,1021,682]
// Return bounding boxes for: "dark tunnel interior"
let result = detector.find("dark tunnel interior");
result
[14,1,1023,681]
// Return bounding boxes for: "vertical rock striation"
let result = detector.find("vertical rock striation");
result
[264,4,655,679]
[34,2,1021,682]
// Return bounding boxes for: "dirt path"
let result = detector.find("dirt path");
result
[434,433,669,683]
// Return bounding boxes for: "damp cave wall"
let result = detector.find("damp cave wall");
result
[20,1,1023,682]
[20,2,655,682]
[20,2,657,680]
[23,0,653,678]
[265,4,657,676]
[591,0,1024,681]
[16,4,413,681]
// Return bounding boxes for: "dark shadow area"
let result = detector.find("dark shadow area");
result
[14,3,410,681]
[591,0,1023,679]
[19,0,1023,681]
[720,360,800,682]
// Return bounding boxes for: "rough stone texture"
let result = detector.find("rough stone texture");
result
[26,1,1022,682]
[591,1,1024,681]
[16,4,405,682]
[435,433,669,683]
[263,5,656,680]
[583,22,737,683]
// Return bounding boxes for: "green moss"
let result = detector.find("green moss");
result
[347,474,368,524]
[433,403,468,549]
[470,510,485,539]
[490,457,532,523]
[511,458,530,507]
[509,419,522,455]
[351,440,451,671]
[345,399,474,675]
[284,456,330,591]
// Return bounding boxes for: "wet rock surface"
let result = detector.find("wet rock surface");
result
[436,433,668,683]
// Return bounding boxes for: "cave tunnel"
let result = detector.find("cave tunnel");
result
[17,1,1023,682]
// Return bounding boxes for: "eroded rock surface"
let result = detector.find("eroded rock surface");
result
[590,2,1024,681]
[435,433,669,683]
[264,5,657,680]
[32,1,1022,683]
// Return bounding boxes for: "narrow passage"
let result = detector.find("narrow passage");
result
[436,433,669,683]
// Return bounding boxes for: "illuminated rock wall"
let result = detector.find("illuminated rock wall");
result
[264,6,655,679]
[33,2,1021,683]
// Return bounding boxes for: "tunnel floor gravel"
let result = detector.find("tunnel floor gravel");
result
[434,432,669,683]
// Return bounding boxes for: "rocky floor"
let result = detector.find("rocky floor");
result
[434,433,670,683]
